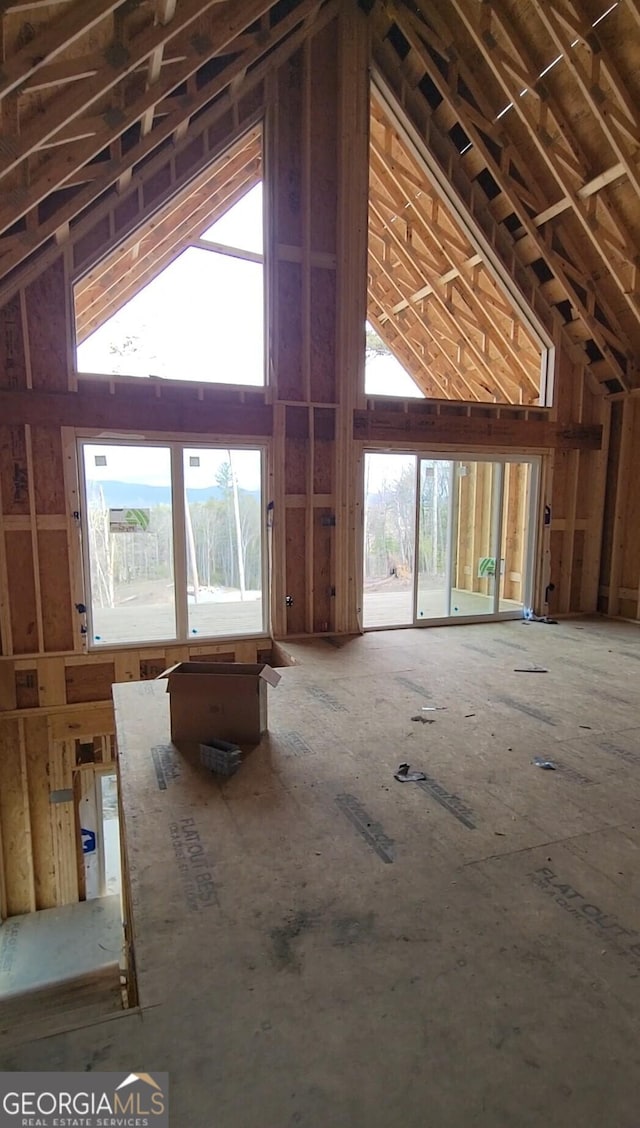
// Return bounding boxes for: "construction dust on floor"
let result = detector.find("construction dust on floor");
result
[1,617,639,1128]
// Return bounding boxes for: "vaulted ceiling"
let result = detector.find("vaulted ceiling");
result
[367,94,543,403]
[371,0,640,395]
[0,0,638,397]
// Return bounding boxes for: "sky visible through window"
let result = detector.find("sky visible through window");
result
[76,181,422,396]
[84,443,262,493]
[76,183,265,385]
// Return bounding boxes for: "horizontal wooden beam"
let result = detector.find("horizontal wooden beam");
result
[354,408,602,450]
[0,386,273,436]
[0,387,600,451]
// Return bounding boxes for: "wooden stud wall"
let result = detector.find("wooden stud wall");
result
[268,6,369,638]
[598,395,640,620]
[0,8,615,918]
[544,344,610,617]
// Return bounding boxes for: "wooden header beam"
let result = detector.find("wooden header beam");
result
[354,407,602,451]
[0,387,601,451]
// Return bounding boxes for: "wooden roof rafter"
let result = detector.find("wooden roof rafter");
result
[0,2,320,231]
[138,0,180,144]
[0,0,329,296]
[367,94,541,404]
[0,0,129,103]
[369,107,540,395]
[369,189,524,403]
[369,234,499,403]
[367,290,469,400]
[0,0,253,187]
[452,0,640,336]
[368,302,450,399]
[374,1,636,392]
[541,0,640,188]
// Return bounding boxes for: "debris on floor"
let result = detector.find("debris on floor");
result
[533,756,557,771]
[523,608,558,624]
[394,763,427,782]
[200,739,242,777]
[421,706,447,712]
[411,715,436,724]
[465,713,476,718]
[514,665,548,673]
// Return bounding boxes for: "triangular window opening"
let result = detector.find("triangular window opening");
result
[365,322,424,398]
[75,181,264,387]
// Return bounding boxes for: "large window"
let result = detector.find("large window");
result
[79,440,265,647]
[74,173,265,386]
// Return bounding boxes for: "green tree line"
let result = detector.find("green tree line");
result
[87,464,262,607]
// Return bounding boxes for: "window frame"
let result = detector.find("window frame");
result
[77,436,269,651]
[72,149,269,392]
[360,447,541,630]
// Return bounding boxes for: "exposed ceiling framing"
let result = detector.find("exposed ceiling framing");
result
[0,0,327,290]
[371,0,640,394]
[75,92,540,406]
[0,0,636,398]
[368,95,542,403]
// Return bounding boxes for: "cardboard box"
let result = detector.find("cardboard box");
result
[160,661,281,747]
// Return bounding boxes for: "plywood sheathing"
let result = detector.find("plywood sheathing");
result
[268,6,369,637]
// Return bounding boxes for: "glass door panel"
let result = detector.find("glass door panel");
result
[82,443,176,645]
[416,459,453,620]
[363,452,537,630]
[450,460,502,618]
[183,448,264,637]
[363,453,416,627]
[500,461,532,612]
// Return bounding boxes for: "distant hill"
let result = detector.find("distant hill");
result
[87,481,259,507]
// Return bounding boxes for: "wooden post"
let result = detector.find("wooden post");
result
[334,1,369,634]
[608,396,635,618]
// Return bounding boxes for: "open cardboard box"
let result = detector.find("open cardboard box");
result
[158,661,281,748]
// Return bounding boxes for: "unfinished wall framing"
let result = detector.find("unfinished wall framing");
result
[0,0,633,919]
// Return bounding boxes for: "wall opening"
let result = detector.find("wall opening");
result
[363,451,539,628]
[367,91,546,405]
[365,322,424,398]
[78,440,266,647]
[73,128,265,388]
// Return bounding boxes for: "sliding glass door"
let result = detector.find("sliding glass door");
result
[363,453,416,628]
[416,459,453,620]
[363,452,538,629]
[448,459,503,619]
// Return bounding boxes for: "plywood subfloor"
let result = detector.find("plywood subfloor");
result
[2,617,640,1127]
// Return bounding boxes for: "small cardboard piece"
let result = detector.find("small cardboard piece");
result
[158,661,281,747]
